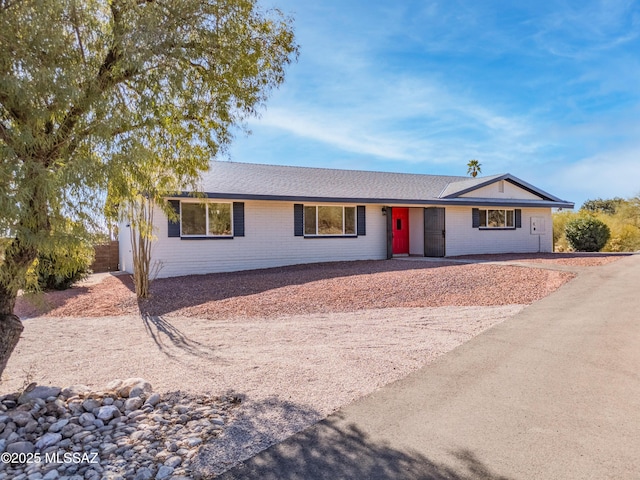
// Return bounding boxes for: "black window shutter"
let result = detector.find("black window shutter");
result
[233,202,245,237]
[357,206,366,236]
[515,209,522,228]
[167,200,181,237]
[294,204,304,236]
[472,208,480,228]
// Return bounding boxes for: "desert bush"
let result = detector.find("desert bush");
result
[25,240,94,292]
[557,196,640,252]
[603,223,640,252]
[552,210,577,251]
[0,238,8,264]
[564,216,611,252]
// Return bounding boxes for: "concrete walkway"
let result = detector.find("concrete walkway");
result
[393,254,614,273]
[218,254,640,480]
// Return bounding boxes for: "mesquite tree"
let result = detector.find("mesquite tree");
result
[105,142,199,298]
[0,0,298,380]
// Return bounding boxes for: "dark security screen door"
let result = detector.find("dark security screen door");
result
[424,207,445,257]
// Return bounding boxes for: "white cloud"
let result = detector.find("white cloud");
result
[526,148,640,207]
[256,108,419,161]
[531,0,640,58]
[252,69,537,170]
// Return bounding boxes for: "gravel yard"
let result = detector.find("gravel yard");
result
[4,255,615,475]
[15,259,575,319]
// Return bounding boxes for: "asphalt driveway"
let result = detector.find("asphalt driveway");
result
[215,253,640,480]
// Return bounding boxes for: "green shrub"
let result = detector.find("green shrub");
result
[603,224,640,252]
[25,242,94,292]
[564,217,611,252]
[0,238,8,264]
[552,210,578,251]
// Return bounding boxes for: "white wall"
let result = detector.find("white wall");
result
[461,181,541,200]
[118,220,134,274]
[445,206,553,256]
[142,200,388,278]
[119,201,555,278]
[409,208,424,255]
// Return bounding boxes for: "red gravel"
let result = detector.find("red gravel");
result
[15,259,574,320]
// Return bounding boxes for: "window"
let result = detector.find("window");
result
[304,205,356,236]
[479,209,515,228]
[181,203,206,235]
[208,203,232,235]
[181,202,232,236]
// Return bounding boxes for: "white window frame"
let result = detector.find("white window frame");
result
[479,209,515,229]
[180,200,233,237]
[304,205,357,236]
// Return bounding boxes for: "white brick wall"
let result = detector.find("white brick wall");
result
[445,206,553,256]
[119,201,554,278]
[128,200,387,278]
[409,207,424,255]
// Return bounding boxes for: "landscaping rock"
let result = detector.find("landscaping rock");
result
[96,406,120,422]
[8,411,33,427]
[47,419,68,433]
[118,378,152,399]
[145,393,161,407]
[134,467,153,480]
[164,455,182,468]
[60,423,83,439]
[78,412,96,427]
[6,441,35,454]
[61,385,91,398]
[124,397,143,412]
[155,465,173,480]
[82,398,102,412]
[17,386,62,405]
[35,432,61,450]
[0,381,238,479]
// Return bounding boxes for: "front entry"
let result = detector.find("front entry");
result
[392,208,410,255]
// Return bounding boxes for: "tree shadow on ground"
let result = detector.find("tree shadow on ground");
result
[193,397,514,480]
[14,272,137,320]
[14,287,91,319]
[141,314,222,362]
[137,259,467,317]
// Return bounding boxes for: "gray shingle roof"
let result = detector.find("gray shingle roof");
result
[188,161,574,208]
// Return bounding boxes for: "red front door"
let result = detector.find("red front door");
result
[392,208,409,255]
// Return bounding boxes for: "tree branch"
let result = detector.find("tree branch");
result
[0,121,9,143]
[0,91,29,124]
[70,1,87,65]
[51,1,137,159]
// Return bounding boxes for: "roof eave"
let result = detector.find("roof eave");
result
[168,192,574,209]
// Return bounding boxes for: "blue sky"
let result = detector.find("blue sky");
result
[227,0,640,208]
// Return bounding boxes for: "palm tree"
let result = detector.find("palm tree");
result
[467,159,482,178]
